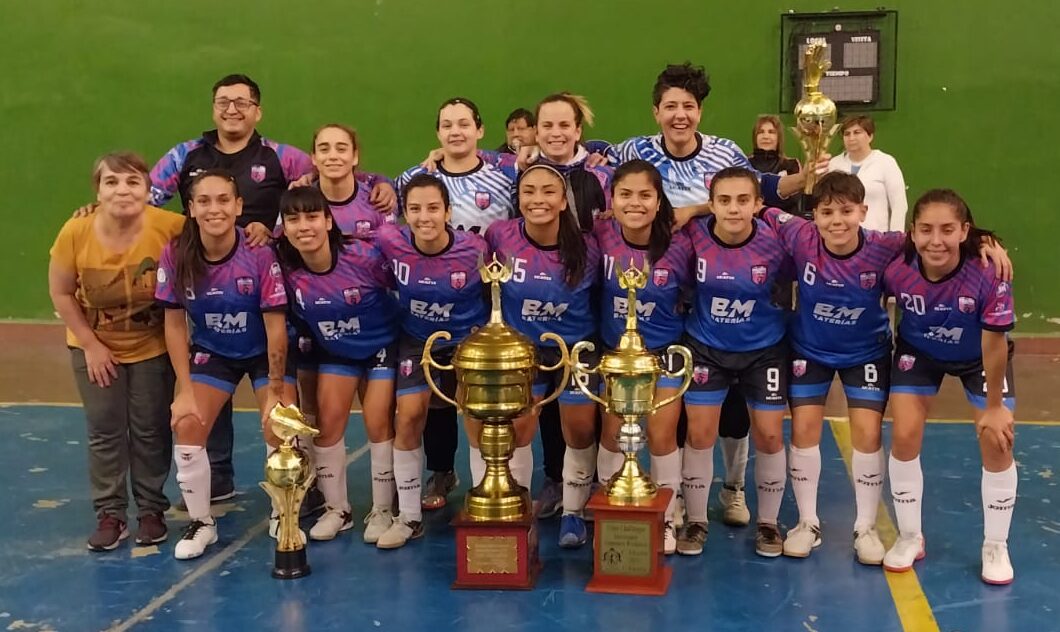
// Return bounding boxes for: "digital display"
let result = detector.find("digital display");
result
[795,30,881,104]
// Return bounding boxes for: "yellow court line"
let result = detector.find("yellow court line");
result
[828,418,940,632]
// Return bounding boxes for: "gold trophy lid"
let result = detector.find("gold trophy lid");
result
[451,255,538,372]
[597,261,660,377]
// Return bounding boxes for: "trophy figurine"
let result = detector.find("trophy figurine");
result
[422,254,570,589]
[571,261,692,595]
[259,403,319,580]
[792,42,840,196]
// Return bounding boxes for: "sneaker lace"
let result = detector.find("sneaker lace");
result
[182,520,209,541]
[363,508,388,525]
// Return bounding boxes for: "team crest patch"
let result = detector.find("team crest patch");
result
[898,354,916,372]
[193,352,211,365]
[653,269,670,286]
[703,174,713,191]
[236,276,254,295]
[776,212,793,224]
[792,359,807,377]
[399,359,415,377]
[860,271,877,289]
[475,191,491,210]
[751,265,768,285]
[250,164,266,183]
[958,296,976,314]
[157,268,167,284]
[692,365,710,385]
[343,287,361,305]
[269,262,282,277]
[295,288,305,310]
[996,282,1009,296]
[298,336,313,354]
[355,220,372,237]
[450,271,467,289]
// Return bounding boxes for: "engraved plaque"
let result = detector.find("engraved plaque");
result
[466,535,518,574]
[598,520,651,576]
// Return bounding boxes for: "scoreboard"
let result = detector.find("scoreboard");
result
[796,31,881,104]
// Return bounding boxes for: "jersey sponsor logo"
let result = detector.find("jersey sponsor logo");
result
[450,271,467,289]
[475,191,491,209]
[236,276,254,295]
[318,317,361,339]
[410,300,454,320]
[751,265,768,285]
[715,271,735,281]
[533,271,553,282]
[612,296,656,319]
[343,287,361,305]
[206,287,224,297]
[250,164,266,183]
[811,302,866,326]
[193,351,211,365]
[826,279,845,288]
[933,303,952,312]
[693,365,710,384]
[653,268,670,286]
[205,311,248,333]
[355,220,372,237]
[399,358,415,377]
[710,297,755,323]
[925,325,964,344]
[859,271,877,289]
[898,354,916,372]
[417,277,437,286]
[297,336,313,354]
[776,212,793,224]
[521,299,568,320]
[792,359,807,377]
[958,296,976,314]
[157,268,167,284]
[314,297,331,305]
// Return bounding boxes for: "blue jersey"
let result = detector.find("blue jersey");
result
[375,224,488,342]
[684,215,792,352]
[396,158,517,235]
[884,255,1014,363]
[607,132,782,208]
[593,219,694,349]
[284,241,399,361]
[322,181,395,239]
[761,208,903,366]
[156,231,287,359]
[484,218,599,346]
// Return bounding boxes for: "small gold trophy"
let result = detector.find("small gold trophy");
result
[259,403,319,580]
[422,254,570,589]
[792,42,840,195]
[572,261,692,595]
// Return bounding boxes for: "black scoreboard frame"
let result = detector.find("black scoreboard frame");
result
[779,9,899,113]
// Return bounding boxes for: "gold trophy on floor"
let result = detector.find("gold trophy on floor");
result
[259,403,319,579]
[571,261,692,595]
[422,254,569,589]
[792,42,840,196]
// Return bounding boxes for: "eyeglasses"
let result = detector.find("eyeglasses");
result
[212,98,259,112]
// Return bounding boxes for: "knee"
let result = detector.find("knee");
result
[172,418,205,446]
[685,425,716,450]
[890,425,922,455]
[755,432,784,454]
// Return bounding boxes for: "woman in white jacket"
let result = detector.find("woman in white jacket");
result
[828,116,908,231]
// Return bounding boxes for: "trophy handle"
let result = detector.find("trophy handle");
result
[651,345,694,411]
[564,339,608,408]
[535,333,576,409]
[421,331,459,409]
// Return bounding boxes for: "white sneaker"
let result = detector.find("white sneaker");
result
[853,526,885,565]
[362,507,394,544]
[883,533,925,572]
[783,520,822,558]
[269,512,307,545]
[663,521,676,556]
[376,518,424,550]
[719,486,751,527]
[981,541,1014,585]
[174,519,217,560]
[309,507,354,541]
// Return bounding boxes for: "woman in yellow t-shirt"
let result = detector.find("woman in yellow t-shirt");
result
[48,151,184,552]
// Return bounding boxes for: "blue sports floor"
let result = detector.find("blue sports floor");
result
[2,404,1057,632]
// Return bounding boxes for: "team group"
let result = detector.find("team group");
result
[47,62,1019,586]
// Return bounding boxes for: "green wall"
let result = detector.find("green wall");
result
[3,0,1058,331]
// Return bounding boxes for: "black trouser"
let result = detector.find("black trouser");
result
[423,406,458,472]
[205,400,235,493]
[677,384,750,447]
[538,399,565,483]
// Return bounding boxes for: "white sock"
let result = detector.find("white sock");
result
[597,445,624,485]
[852,448,884,531]
[888,454,923,537]
[755,449,787,525]
[469,446,486,487]
[721,435,749,489]
[562,445,597,517]
[313,440,350,512]
[789,445,821,525]
[982,464,1017,543]
[681,445,714,524]
[651,450,681,521]
[174,445,211,521]
[510,445,533,492]
[370,440,395,511]
[394,447,423,523]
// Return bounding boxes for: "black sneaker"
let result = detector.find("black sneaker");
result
[87,514,129,552]
[300,484,326,518]
[421,470,459,511]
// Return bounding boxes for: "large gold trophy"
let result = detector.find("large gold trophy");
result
[792,42,840,195]
[421,254,570,589]
[259,403,319,580]
[571,261,691,595]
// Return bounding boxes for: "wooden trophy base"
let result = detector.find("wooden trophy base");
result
[451,509,540,590]
[585,487,672,596]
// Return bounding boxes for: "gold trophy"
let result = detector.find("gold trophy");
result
[572,261,691,595]
[259,403,319,580]
[792,42,840,195]
[421,254,569,589]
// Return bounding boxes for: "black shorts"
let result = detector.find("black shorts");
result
[540,343,601,405]
[682,335,788,411]
[189,345,295,394]
[789,353,891,413]
[315,342,397,381]
[890,338,1015,411]
[396,334,458,399]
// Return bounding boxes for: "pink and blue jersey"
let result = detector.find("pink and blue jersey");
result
[593,219,694,349]
[761,208,903,366]
[396,159,517,234]
[155,231,287,359]
[484,218,599,346]
[322,181,395,239]
[884,255,1015,363]
[374,224,488,342]
[685,215,792,352]
[284,241,399,361]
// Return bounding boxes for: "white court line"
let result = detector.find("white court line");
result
[105,441,370,632]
